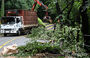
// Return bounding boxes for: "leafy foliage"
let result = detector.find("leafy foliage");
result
[12,42,61,56]
[27,24,89,57]
[5,0,28,9]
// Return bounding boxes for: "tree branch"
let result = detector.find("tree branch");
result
[67,0,74,19]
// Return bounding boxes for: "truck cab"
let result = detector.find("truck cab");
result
[0,10,38,36]
[0,16,23,36]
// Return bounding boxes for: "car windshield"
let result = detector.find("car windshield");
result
[1,17,15,24]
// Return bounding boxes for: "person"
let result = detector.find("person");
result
[57,15,63,23]
[0,20,1,24]
[0,19,1,28]
[43,15,55,31]
[43,15,52,23]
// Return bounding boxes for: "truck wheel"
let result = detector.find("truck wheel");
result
[4,34,7,36]
[25,30,30,35]
[17,30,21,36]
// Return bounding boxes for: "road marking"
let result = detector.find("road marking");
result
[0,36,22,49]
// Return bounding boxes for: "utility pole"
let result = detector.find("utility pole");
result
[1,0,4,17]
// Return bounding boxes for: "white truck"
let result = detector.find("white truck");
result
[0,10,38,36]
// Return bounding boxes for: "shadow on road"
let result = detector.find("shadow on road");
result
[0,34,26,37]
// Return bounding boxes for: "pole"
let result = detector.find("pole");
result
[1,0,4,17]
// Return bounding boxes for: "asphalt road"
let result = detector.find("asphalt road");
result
[0,35,30,52]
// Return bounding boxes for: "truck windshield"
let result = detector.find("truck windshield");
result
[1,17,15,24]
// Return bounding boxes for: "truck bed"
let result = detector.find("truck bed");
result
[19,10,38,26]
[6,10,38,27]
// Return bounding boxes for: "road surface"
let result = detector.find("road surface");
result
[0,35,30,52]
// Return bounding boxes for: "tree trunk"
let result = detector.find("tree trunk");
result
[80,0,90,52]
[67,0,74,20]
[80,1,89,34]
